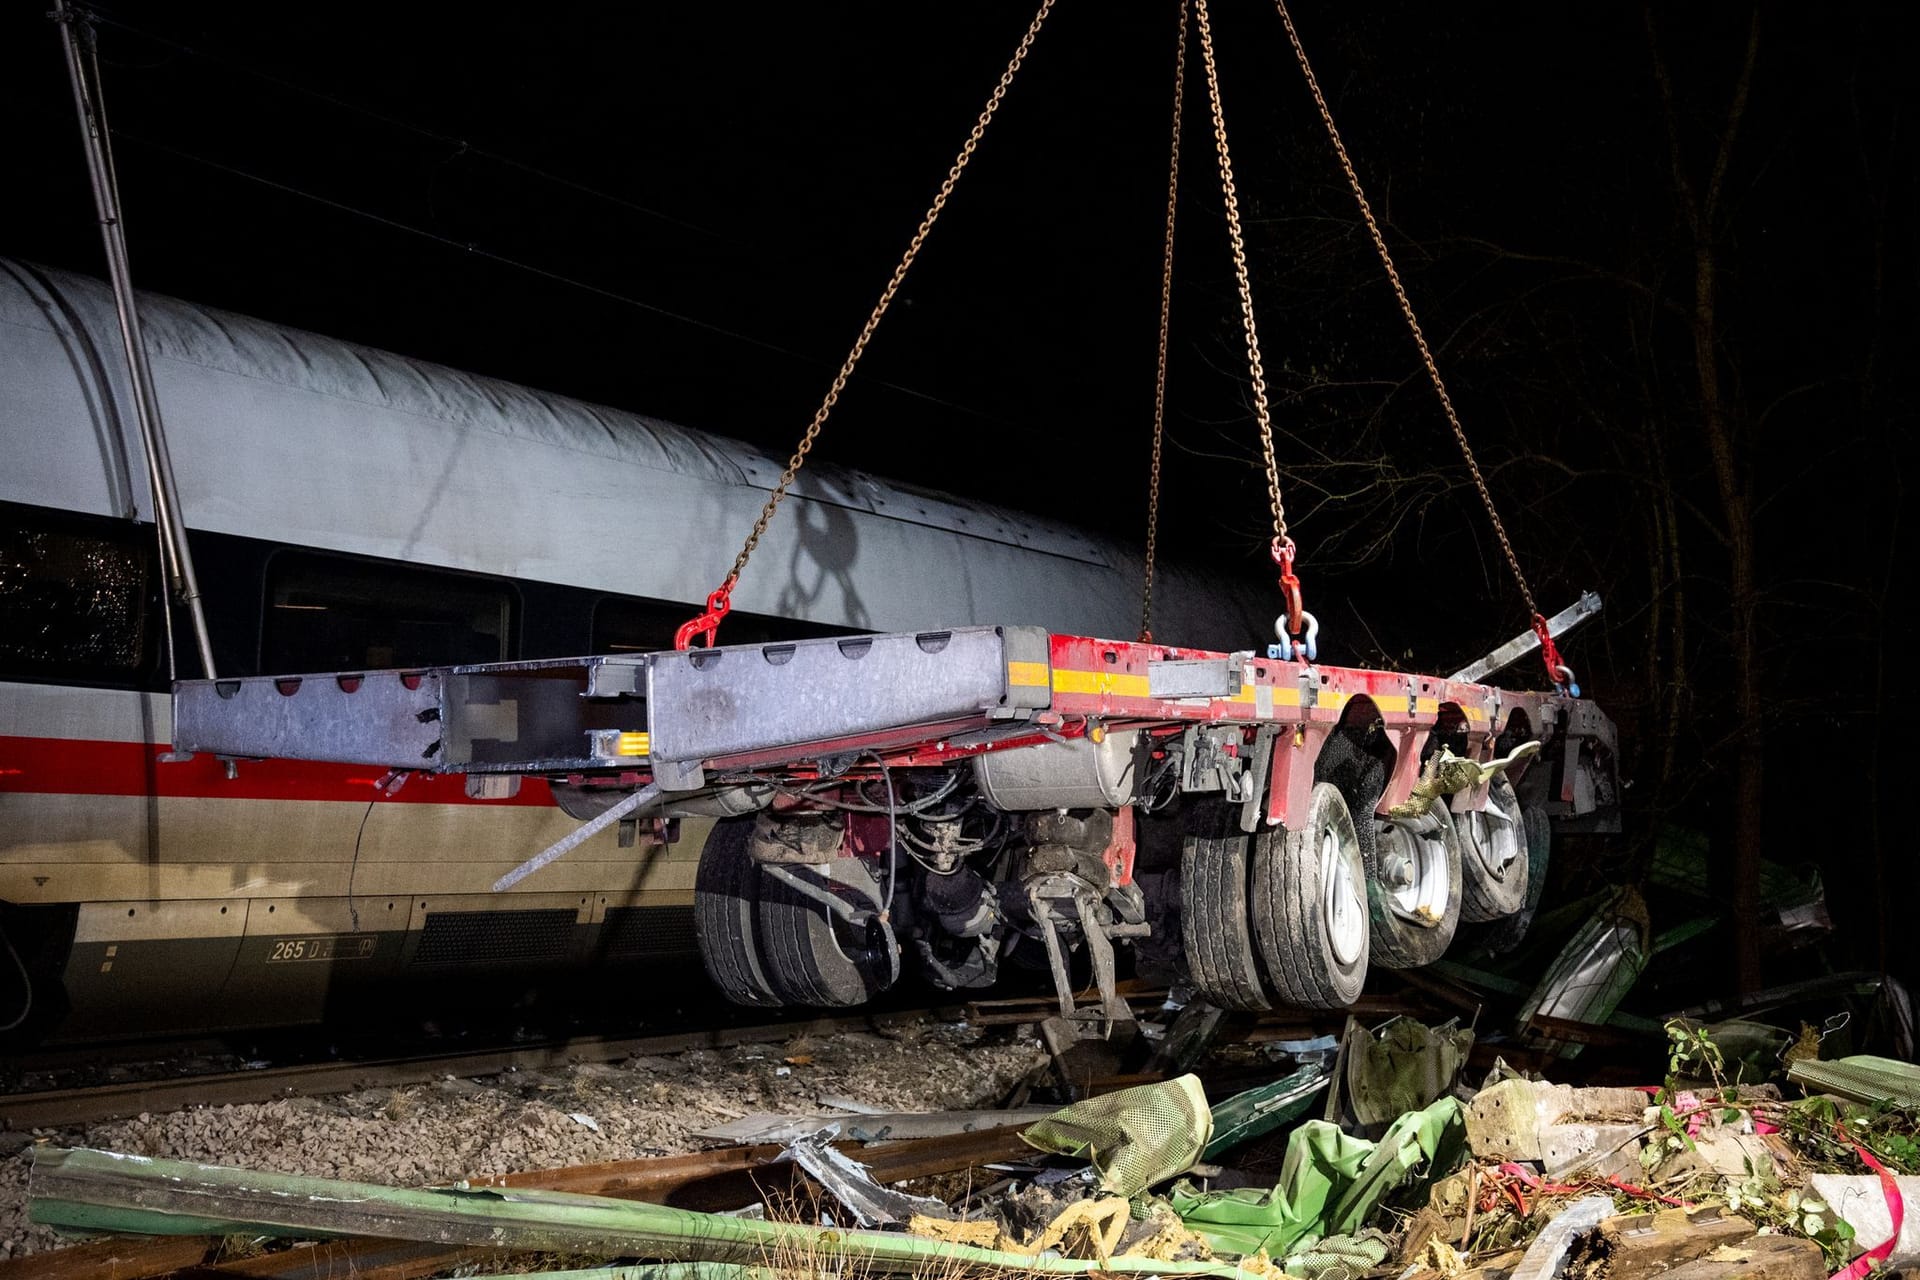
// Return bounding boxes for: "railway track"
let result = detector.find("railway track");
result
[0,1008,941,1132]
[1,981,1451,1132]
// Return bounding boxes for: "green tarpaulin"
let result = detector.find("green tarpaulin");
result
[1023,1074,1213,1198]
[1205,1065,1331,1161]
[1170,1096,1466,1257]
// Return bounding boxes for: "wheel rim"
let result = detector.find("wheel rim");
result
[1468,807,1522,879]
[1379,820,1449,925]
[1322,825,1365,966]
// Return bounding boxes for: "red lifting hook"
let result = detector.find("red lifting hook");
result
[1531,613,1579,696]
[674,580,736,651]
[1272,538,1305,640]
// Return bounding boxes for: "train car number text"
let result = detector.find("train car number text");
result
[265,935,378,963]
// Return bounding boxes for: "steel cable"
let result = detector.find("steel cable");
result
[712,0,1059,605]
[1272,0,1539,617]
[1140,0,1190,643]
[1193,0,1292,564]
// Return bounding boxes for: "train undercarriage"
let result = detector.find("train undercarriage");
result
[172,619,1619,1022]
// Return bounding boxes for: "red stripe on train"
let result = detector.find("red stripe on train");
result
[0,735,554,806]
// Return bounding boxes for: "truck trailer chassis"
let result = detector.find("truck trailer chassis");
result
[171,623,1619,1021]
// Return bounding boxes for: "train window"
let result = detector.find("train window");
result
[591,594,859,654]
[0,504,151,681]
[261,552,514,672]
[591,596,699,653]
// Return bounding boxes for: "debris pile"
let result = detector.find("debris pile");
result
[12,1000,1920,1280]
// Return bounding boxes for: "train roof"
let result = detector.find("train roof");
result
[0,258,1265,646]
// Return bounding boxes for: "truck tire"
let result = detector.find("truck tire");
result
[1251,783,1369,1009]
[1179,819,1270,1012]
[1367,808,1463,970]
[693,817,782,1007]
[1458,778,1529,922]
[756,870,895,1008]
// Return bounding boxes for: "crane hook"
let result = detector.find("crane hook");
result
[674,580,736,651]
[1270,537,1317,659]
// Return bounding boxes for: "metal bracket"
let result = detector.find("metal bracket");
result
[1149,652,1251,700]
[1180,725,1248,797]
[1238,725,1282,833]
[646,626,1028,764]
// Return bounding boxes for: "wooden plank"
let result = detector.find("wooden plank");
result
[190,1239,501,1280]
[0,1235,212,1280]
[1236,1021,1333,1045]
[473,1143,788,1197]
[1656,1233,1825,1280]
[509,1143,804,1216]
[1392,968,1486,1017]
[861,1125,1034,1180]
[1599,1210,1756,1280]
[964,995,1167,1027]
[1525,1013,1650,1049]
[204,1124,1040,1279]
[468,1124,1036,1202]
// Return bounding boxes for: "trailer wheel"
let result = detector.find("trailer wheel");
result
[757,858,897,1009]
[1179,814,1270,1012]
[693,818,782,1007]
[1367,808,1463,970]
[1251,783,1369,1009]
[1458,778,1529,922]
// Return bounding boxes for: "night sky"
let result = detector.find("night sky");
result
[6,3,1916,987]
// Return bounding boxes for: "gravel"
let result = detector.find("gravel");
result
[0,1018,1046,1262]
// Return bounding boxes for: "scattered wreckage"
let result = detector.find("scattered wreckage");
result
[19,1001,1920,1280]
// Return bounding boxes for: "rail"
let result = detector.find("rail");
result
[0,1009,934,1131]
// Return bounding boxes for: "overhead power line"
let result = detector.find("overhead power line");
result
[109,128,1026,431]
[83,6,724,242]
[76,7,1032,433]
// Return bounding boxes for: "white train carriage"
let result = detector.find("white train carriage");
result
[0,258,1265,1039]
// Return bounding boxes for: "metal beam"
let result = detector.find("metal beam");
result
[51,1,217,680]
[1450,592,1602,685]
[492,783,662,891]
[29,1147,1256,1278]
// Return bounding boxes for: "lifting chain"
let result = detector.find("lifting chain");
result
[1139,0,1189,645]
[675,0,1058,650]
[1273,0,1563,684]
[1193,0,1312,659]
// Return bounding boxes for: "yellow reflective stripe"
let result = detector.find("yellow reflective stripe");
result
[1415,697,1440,715]
[1052,669,1152,698]
[616,732,651,757]
[1006,661,1049,689]
[1463,707,1490,721]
